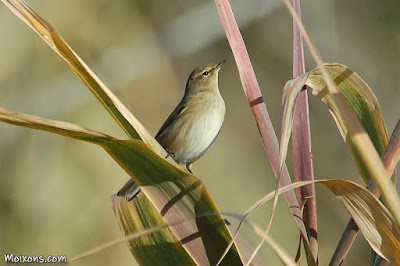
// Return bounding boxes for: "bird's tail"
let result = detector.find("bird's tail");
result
[117,179,141,201]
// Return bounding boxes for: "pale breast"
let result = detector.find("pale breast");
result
[162,93,225,164]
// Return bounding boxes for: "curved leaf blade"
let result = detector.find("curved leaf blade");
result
[231,179,400,264]
[1,0,168,157]
[112,193,196,265]
[0,107,242,265]
[280,63,389,187]
[280,63,400,225]
[321,180,400,264]
[281,0,400,229]
[306,64,389,184]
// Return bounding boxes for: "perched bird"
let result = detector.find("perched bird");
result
[118,61,226,201]
[156,61,226,172]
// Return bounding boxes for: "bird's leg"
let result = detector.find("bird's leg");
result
[165,149,175,159]
[186,163,193,174]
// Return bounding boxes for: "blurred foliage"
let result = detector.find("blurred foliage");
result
[0,0,399,265]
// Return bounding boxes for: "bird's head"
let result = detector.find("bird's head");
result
[185,60,225,95]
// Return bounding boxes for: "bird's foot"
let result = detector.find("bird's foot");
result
[165,150,175,159]
[186,163,193,174]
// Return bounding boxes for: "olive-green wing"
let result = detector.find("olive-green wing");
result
[155,97,188,139]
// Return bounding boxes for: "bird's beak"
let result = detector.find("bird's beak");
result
[215,60,226,70]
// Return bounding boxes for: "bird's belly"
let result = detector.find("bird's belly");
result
[168,111,224,164]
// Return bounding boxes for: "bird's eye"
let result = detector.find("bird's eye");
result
[202,71,209,76]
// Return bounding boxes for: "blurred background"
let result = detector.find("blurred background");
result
[0,0,399,265]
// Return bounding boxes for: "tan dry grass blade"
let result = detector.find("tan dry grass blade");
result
[0,108,112,140]
[279,63,400,226]
[217,179,317,265]
[70,221,178,263]
[245,74,312,266]
[321,180,400,264]
[226,179,400,264]
[323,180,400,264]
[1,0,167,157]
[331,119,400,265]
[280,64,388,186]
[281,0,400,227]
[307,64,388,181]
[222,212,297,266]
[278,72,310,207]
[72,211,274,265]
[225,223,267,266]
[72,210,272,265]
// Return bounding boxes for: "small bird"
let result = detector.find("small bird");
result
[156,60,226,173]
[118,61,226,201]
